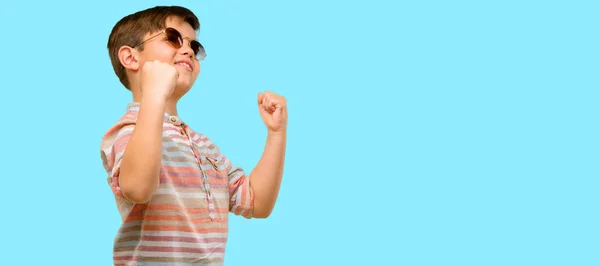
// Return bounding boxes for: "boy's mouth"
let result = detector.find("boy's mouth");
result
[174,60,193,72]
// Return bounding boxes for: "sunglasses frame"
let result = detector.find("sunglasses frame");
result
[133,27,206,61]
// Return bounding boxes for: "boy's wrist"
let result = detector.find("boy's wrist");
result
[139,95,168,115]
[141,93,168,106]
[267,130,286,140]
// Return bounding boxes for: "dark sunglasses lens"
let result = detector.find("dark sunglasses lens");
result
[191,41,204,58]
[165,28,183,48]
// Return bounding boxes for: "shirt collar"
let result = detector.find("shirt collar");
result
[126,102,183,125]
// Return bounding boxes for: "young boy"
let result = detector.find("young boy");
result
[100,6,287,265]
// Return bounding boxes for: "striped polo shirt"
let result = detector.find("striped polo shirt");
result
[100,102,254,265]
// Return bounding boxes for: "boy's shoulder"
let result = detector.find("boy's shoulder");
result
[99,105,139,150]
[101,111,136,140]
[98,103,219,149]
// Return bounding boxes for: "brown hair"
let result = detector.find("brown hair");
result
[107,6,200,90]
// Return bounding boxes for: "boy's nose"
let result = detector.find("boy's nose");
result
[179,41,195,59]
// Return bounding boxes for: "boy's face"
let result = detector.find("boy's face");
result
[137,17,201,97]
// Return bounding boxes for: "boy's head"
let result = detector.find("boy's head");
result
[107,6,204,98]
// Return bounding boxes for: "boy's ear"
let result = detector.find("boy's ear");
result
[118,46,140,71]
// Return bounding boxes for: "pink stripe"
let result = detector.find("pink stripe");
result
[142,235,226,243]
[139,246,225,254]
[158,180,228,189]
[114,256,136,261]
[114,132,133,152]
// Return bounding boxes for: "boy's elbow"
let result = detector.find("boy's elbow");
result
[119,177,156,204]
[253,210,271,219]
[122,189,154,204]
[252,204,274,219]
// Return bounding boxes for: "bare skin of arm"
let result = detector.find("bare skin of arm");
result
[118,97,166,203]
[249,91,288,218]
[250,130,287,218]
[117,60,178,203]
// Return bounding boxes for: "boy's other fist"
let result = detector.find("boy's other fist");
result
[140,60,179,101]
[258,91,288,133]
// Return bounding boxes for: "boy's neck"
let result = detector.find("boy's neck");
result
[164,98,179,116]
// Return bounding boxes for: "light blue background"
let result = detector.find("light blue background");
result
[0,0,598,265]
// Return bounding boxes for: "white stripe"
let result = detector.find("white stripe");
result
[114,250,224,259]
[164,127,182,135]
[115,261,223,266]
[162,149,194,157]
[162,160,201,168]
[191,133,203,143]
[163,139,193,147]
[155,188,228,199]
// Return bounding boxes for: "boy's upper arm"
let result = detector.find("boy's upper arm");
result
[217,151,254,219]
[100,122,135,199]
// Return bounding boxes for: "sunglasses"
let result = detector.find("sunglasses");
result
[134,27,206,61]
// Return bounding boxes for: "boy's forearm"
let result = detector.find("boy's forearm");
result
[119,97,166,203]
[249,130,287,218]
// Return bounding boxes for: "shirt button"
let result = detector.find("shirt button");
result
[170,117,177,122]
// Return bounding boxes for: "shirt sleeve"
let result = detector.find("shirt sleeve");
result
[218,153,254,219]
[100,123,135,201]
